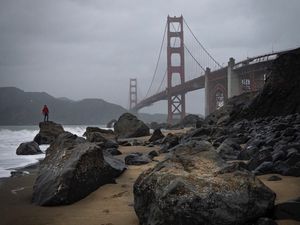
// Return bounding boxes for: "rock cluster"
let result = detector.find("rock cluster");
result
[182,113,300,177]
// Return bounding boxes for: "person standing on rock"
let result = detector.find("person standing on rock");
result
[42,105,49,122]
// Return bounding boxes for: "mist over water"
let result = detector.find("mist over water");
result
[0,125,103,178]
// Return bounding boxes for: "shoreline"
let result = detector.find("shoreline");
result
[0,130,299,225]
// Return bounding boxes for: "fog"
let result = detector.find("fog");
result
[0,0,299,115]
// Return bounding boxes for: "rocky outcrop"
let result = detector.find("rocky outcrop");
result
[32,132,126,206]
[134,141,275,225]
[16,141,42,155]
[33,121,65,145]
[114,113,150,138]
[244,48,300,119]
[149,129,165,143]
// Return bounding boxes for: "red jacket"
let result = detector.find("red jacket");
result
[42,106,49,114]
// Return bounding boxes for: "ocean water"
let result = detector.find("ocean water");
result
[0,125,96,178]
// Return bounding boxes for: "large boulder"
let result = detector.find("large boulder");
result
[114,113,150,138]
[134,141,275,225]
[16,141,42,155]
[33,121,65,145]
[32,132,126,206]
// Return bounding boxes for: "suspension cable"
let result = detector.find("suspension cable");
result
[144,22,168,99]
[184,44,206,72]
[156,69,167,93]
[183,18,222,68]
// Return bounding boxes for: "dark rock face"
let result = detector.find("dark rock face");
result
[149,129,165,143]
[125,152,152,165]
[273,197,300,221]
[134,141,275,225]
[114,113,150,138]
[34,121,65,145]
[16,141,42,155]
[32,132,126,206]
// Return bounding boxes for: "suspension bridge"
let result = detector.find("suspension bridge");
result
[129,15,289,124]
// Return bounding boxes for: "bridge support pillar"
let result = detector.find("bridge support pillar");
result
[129,78,137,111]
[227,57,240,98]
[204,67,211,117]
[167,15,186,124]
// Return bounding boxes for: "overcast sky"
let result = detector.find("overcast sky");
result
[0,0,299,115]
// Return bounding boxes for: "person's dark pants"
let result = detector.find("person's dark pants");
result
[44,113,49,122]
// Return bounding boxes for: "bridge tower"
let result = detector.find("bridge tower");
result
[167,15,186,124]
[129,78,137,111]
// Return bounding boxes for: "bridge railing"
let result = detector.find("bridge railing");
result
[233,50,288,70]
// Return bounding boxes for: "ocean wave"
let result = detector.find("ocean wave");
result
[0,125,108,178]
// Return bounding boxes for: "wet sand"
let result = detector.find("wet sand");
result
[0,140,299,225]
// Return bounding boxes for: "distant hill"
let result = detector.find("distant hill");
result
[0,87,167,125]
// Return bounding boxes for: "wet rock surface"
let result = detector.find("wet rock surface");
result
[33,121,65,145]
[32,132,126,206]
[134,141,275,225]
[16,141,42,155]
[114,113,150,138]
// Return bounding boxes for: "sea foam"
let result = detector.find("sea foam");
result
[0,125,105,178]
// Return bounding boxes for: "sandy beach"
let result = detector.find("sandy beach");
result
[0,139,299,225]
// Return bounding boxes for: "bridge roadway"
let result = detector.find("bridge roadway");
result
[133,49,289,112]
